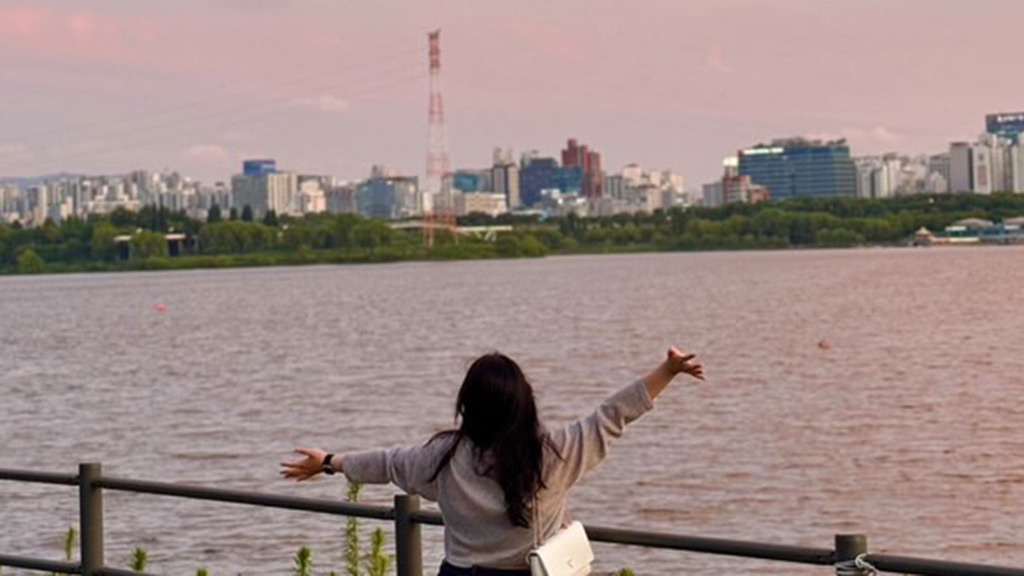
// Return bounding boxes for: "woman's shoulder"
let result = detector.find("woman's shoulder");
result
[422,430,463,464]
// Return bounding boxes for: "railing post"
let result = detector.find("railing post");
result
[835,534,868,576]
[395,494,423,576]
[79,463,104,576]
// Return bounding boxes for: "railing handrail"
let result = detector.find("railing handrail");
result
[3,465,1024,576]
[98,475,396,520]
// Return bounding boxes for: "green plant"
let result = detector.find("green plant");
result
[131,546,148,572]
[363,528,393,576]
[63,527,77,562]
[197,568,209,576]
[16,247,45,273]
[617,569,635,576]
[345,482,363,576]
[48,527,78,576]
[293,546,312,576]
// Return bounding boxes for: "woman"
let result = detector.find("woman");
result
[281,347,705,575]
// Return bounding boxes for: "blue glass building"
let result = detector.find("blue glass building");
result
[242,159,277,177]
[986,112,1024,141]
[453,171,482,192]
[738,140,856,201]
[519,158,583,207]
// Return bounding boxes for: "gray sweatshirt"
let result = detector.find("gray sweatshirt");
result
[341,380,654,569]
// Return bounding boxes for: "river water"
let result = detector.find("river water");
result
[2,248,1023,575]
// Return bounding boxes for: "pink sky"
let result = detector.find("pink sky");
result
[1,0,1021,187]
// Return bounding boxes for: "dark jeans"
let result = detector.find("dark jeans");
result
[438,560,530,576]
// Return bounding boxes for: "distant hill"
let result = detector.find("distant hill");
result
[0,173,85,190]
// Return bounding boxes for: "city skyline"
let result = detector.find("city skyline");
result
[2,0,1023,187]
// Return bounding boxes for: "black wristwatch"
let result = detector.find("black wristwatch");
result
[322,453,336,475]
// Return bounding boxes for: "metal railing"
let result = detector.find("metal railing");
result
[2,463,1023,576]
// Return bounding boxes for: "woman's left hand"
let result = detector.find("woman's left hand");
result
[280,447,327,481]
[666,346,705,381]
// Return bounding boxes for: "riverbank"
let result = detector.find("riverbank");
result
[0,240,918,276]
[4,193,1023,275]
[9,240,1017,277]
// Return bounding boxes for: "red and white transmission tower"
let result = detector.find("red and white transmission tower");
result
[423,29,455,247]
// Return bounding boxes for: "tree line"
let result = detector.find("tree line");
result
[2,193,1022,274]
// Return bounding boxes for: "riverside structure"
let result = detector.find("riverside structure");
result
[3,463,1024,576]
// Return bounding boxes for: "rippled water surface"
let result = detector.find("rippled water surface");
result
[2,248,1023,575]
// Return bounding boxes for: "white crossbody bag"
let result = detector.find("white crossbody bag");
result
[527,498,594,576]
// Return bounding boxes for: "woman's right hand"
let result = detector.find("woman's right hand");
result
[666,346,704,381]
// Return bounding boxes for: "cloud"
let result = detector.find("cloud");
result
[0,6,47,39]
[288,95,350,115]
[0,5,161,62]
[183,144,229,163]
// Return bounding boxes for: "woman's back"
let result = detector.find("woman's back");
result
[342,379,656,569]
[281,348,704,574]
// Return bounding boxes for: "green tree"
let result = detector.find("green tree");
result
[816,228,864,247]
[518,233,548,257]
[40,218,63,244]
[262,209,279,227]
[131,230,169,259]
[16,248,45,273]
[207,204,223,223]
[90,222,119,261]
[241,205,254,222]
[229,207,239,221]
[352,220,391,252]
[495,233,520,257]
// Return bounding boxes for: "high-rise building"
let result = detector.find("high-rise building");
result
[493,147,515,166]
[854,154,903,199]
[1012,135,1024,193]
[928,153,951,193]
[453,170,484,192]
[702,181,724,208]
[738,138,856,201]
[561,138,604,199]
[971,141,993,195]
[325,183,358,214]
[519,157,582,208]
[986,112,1024,141]
[356,174,419,219]
[231,168,298,217]
[243,159,277,177]
[492,162,520,209]
[949,142,973,192]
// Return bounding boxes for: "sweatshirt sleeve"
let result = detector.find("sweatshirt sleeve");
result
[341,437,452,501]
[545,379,655,490]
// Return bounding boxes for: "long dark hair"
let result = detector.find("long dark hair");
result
[429,352,556,527]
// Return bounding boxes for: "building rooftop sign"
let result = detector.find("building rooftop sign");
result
[741,147,785,155]
[988,112,1024,123]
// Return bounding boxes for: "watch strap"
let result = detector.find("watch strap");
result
[322,453,336,475]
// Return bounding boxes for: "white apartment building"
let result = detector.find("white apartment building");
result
[947,133,1024,194]
[231,171,299,217]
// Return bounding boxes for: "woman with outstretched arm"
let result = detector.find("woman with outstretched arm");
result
[281,347,705,576]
